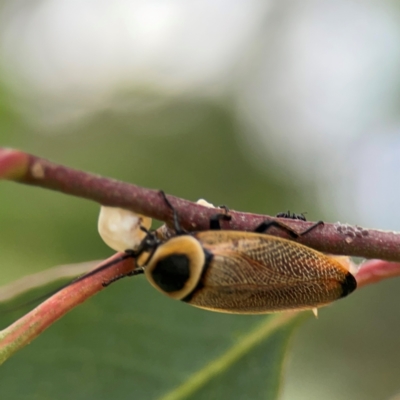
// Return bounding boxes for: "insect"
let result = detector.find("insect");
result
[275,211,307,221]
[101,192,357,314]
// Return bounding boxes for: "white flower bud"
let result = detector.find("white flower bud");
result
[98,206,152,252]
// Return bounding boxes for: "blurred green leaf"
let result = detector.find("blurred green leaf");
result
[0,276,305,400]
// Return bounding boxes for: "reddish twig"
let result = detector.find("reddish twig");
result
[1,148,400,366]
[0,253,136,364]
[1,147,400,262]
[356,259,400,288]
[0,260,100,303]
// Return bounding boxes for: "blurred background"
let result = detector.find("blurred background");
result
[0,1,400,399]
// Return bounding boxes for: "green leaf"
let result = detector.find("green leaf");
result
[0,276,306,400]
[161,313,304,400]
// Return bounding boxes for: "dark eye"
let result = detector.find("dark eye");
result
[151,254,190,292]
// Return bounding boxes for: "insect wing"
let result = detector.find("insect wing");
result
[187,231,356,314]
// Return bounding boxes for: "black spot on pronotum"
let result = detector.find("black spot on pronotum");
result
[340,273,357,298]
[151,254,190,292]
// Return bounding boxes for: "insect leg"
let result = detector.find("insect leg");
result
[159,190,184,234]
[217,205,230,213]
[254,220,299,237]
[254,220,324,237]
[209,213,232,230]
[298,220,324,236]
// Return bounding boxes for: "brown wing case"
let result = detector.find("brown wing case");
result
[188,231,356,313]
